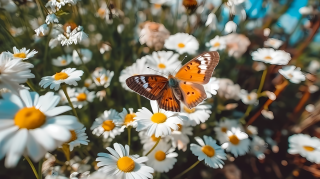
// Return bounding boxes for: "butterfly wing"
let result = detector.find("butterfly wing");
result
[157,85,181,112]
[178,81,207,109]
[175,51,219,84]
[126,75,168,100]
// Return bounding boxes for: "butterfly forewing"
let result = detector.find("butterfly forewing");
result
[175,51,219,84]
[157,85,181,112]
[178,81,207,109]
[126,75,168,100]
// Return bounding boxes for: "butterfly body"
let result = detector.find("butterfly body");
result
[126,51,220,112]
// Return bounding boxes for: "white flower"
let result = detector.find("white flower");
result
[299,6,313,15]
[66,127,90,151]
[135,100,182,137]
[179,103,211,126]
[72,49,92,65]
[139,131,172,152]
[0,90,82,168]
[164,33,199,55]
[227,0,246,16]
[246,125,258,136]
[279,66,305,84]
[91,67,114,88]
[146,142,177,172]
[238,89,258,105]
[170,121,193,151]
[114,108,138,128]
[0,76,23,95]
[0,52,35,84]
[261,109,274,120]
[96,90,106,101]
[145,51,181,74]
[96,143,154,178]
[57,26,88,46]
[206,36,226,51]
[251,48,291,65]
[190,136,226,168]
[288,134,320,164]
[84,78,96,89]
[119,57,153,91]
[39,68,84,91]
[46,14,59,24]
[46,0,80,12]
[214,119,239,143]
[35,24,49,36]
[7,46,38,60]
[217,78,241,100]
[221,128,250,157]
[205,13,217,30]
[204,77,219,98]
[224,21,237,34]
[250,136,266,160]
[307,60,320,73]
[264,38,283,49]
[52,54,72,67]
[91,109,124,140]
[69,87,95,109]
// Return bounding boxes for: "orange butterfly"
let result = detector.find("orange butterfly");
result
[126,51,220,112]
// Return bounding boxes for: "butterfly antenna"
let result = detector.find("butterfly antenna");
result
[173,55,188,73]
[147,67,166,76]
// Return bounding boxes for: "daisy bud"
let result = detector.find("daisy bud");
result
[224,21,237,34]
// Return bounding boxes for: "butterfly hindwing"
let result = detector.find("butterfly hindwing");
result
[175,51,219,84]
[157,85,181,112]
[178,80,207,109]
[126,75,168,100]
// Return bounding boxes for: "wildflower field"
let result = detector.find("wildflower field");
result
[1,0,320,179]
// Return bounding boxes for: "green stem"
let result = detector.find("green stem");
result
[26,80,37,92]
[137,94,142,109]
[25,156,39,179]
[173,160,201,179]
[61,84,79,119]
[257,68,268,94]
[239,105,253,124]
[145,137,161,156]
[127,126,132,147]
[43,25,53,76]
[35,0,45,22]
[38,159,43,179]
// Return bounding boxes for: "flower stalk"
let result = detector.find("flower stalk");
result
[25,156,39,179]
[173,160,201,179]
[145,137,161,156]
[61,84,79,119]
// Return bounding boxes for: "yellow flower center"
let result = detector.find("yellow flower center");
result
[177,43,185,48]
[303,146,315,152]
[287,73,293,78]
[221,127,227,133]
[229,135,240,145]
[54,72,69,80]
[177,124,183,131]
[13,52,27,58]
[264,56,272,60]
[151,113,167,123]
[124,113,136,125]
[158,63,166,69]
[154,3,162,9]
[97,8,106,16]
[61,59,67,65]
[77,93,87,101]
[68,130,77,143]
[183,106,196,113]
[154,150,166,161]
[151,134,159,141]
[14,107,46,129]
[117,156,135,172]
[102,120,115,131]
[247,95,252,100]
[201,145,215,157]
[213,42,220,47]
[84,82,90,88]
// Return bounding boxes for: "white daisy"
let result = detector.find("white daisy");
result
[224,21,237,34]
[56,26,88,46]
[0,76,23,95]
[91,67,114,88]
[180,103,212,126]
[72,48,92,65]
[35,24,49,36]
[46,14,59,24]
[251,48,291,65]
[146,142,178,172]
[246,125,258,136]
[190,136,226,168]
[96,90,106,101]
[139,131,171,151]
[164,33,199,55]
[114,108,138,128]
[135,100,182,137]
[279,66,305,84]
[84,78,96,89]
[264,38,283,49]
[65,127,90,151]
[170,121,193,151]
[204,77,219,98]
[0,52,35,84]
[238,89,258,105]
[69,87,95,109]
[52,54,72,67]
[214,119,240,143]
[46,0,80,12]
[221,128,250,157]
[119,57,153,91]
[288,134,320,164]
[0,89,82,168]
[91,109,124,140]
[7,46,38,60]
[96,143,154,178]
[206,36,226,51]
[250,136,266,160]
[145,51,181,74]
[39,68,84,91]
